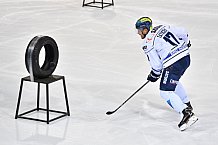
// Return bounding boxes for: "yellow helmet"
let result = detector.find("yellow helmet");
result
[135,17,152,31]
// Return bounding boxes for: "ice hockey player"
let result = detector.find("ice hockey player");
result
[135,17,198,131]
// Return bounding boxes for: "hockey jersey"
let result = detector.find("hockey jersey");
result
[142,25,190,75]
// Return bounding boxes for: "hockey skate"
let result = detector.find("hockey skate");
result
[178,108,198,131]
[185,102,193,111]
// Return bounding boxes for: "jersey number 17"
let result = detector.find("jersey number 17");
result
[163,32,180,46]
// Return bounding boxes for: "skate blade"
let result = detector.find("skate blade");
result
[179,115,198,131]
[187,115,198,127]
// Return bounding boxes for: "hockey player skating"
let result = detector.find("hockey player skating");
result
[135,17,198,131]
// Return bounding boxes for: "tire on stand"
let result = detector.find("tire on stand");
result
[25,35,59,80]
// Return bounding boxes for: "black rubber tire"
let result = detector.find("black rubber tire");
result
[25,36,59,79]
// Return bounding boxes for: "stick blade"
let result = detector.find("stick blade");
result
[106,111,114,115]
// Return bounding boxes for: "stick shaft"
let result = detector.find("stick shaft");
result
[108,81,149,114]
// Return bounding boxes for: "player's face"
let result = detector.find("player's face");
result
[137,28,148,39]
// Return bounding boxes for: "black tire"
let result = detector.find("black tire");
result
[25,36,59,79]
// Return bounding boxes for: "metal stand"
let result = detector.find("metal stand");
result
[15,75,70,124]
[82,0,114,9]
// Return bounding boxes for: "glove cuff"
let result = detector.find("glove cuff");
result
[150,71,161,78]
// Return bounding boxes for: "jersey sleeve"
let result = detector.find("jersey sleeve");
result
[143,45,163,75]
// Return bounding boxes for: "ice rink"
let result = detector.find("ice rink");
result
[0,0,218,144]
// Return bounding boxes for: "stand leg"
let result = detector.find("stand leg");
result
[112,0,114,5]
[63,77,70,116]
[15,79,24,119]
[37,83,40,111]
[102,0,103,9]
[46,84,49,124]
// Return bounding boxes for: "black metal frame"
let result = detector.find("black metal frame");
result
[82,0,114,9]
[15,75,70,124]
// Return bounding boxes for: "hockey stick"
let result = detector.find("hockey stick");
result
[106,80,149,115]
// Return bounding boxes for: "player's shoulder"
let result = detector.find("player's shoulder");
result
[147,25,169,40]
[150,25,166,34]
[144,25,166,45]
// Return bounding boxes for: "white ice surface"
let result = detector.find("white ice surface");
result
[0,0,218,145]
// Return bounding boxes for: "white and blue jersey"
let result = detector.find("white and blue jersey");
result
[142,25,190,75]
